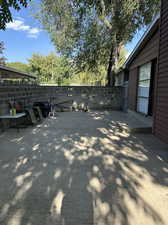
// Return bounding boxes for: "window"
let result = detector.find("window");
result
[137,62,152,115]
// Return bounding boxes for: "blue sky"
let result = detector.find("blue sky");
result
[0,3,55,63]
[0,3,146,64]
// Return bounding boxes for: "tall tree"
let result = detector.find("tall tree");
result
[28,53,72,84]
[7,62,30,73]
[71,46,127,86]
[0,0,30,30]
[0,41,6,65]
[35,0,160,86]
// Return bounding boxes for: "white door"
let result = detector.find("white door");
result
[137,62,152,115]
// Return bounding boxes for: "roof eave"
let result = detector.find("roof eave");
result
[123,13,160,69]
[0,65,37,80]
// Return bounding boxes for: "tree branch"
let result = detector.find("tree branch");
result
[100,0,112,30]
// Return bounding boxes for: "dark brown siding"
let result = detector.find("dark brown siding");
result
[128,68,138,111]
[128,29,159,111]
[154,0,168,144]
[130,31,159,70]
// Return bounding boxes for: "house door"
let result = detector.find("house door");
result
[137,62,152,115]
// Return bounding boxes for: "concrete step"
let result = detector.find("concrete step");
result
[130,126,152,134]
[124,110,153,134]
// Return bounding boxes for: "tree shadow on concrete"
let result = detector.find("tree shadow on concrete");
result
[61,165,93,225]
[0,111,168,225]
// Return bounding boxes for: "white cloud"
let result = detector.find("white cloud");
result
[6,20,29,31]
[29,28,40,34]
[6,18,41,39]
[15,17,25,21]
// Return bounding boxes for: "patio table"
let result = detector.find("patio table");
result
[0,112,26,132]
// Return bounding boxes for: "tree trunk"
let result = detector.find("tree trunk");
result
[107,47,114,86]
[107,46,117,86]
[107,43,119,86]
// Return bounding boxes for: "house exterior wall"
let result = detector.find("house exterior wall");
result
[128,68,138,111]
[128,29,159,112]
[154,0,168,144]
[129,31,159,70]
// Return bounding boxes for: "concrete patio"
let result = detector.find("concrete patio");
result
[0,111,168,225]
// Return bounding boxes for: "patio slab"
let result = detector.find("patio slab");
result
[0,111,168,225]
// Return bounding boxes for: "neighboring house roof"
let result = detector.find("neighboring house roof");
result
[0,65,36,80]
[123,14,160,70]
